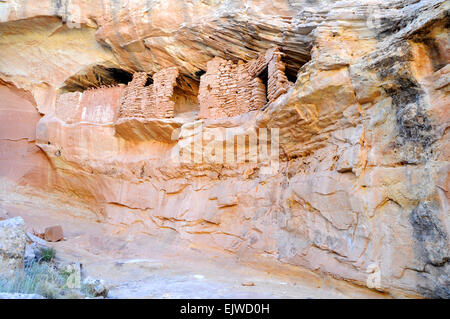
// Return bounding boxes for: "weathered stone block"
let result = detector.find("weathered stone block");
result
[44,225,64,242]
[0,217,27,276]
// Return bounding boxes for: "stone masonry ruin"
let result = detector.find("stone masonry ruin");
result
[54,48,293,125]
[118,67,180,119]
[198,47,293,119]
[55,85,125,124]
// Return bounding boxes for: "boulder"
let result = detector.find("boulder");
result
[0,208,9,220]
[24,243,37,267]
[44,225,63,242]
[60,262,82,289]
[0,217,27,276]
[83,277,109,298]
[24,231,49,266]
[26,231,48,247]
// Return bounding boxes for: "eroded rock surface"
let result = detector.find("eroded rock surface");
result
[0,217,27,277]
[0,0,448,298]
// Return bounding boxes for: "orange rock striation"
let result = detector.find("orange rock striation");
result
[0,0,449,299]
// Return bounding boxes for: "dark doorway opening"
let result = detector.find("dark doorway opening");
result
[257,65,269,104]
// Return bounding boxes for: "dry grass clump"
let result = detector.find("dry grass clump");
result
[0,247,92,299]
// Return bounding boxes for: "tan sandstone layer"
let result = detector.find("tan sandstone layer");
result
[0,0,448,298]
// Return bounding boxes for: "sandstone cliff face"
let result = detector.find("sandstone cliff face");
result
[0,0,448,298]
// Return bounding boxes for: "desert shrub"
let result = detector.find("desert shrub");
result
[0,252,91,299]
[0,262,64,298]
[39,247,56,262]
